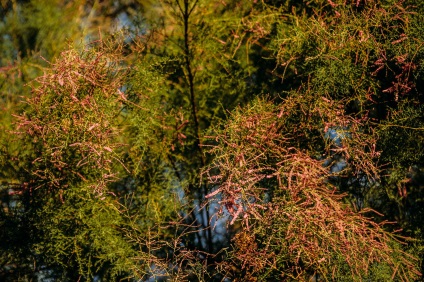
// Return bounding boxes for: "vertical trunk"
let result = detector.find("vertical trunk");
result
[179,0,213,253]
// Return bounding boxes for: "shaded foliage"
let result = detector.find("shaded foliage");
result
[0,0,423,281]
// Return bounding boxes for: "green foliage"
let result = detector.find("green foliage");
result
[0,0,423,281]
[33,184,140,280]
[0,38,170,280]
[120,58,186,231]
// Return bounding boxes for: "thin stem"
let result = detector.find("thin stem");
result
[182,0,204,166]
[180,0,212,253]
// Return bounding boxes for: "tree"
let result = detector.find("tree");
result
[205,96,419,281]
[0,0,423,281]
[203,0,424,280]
